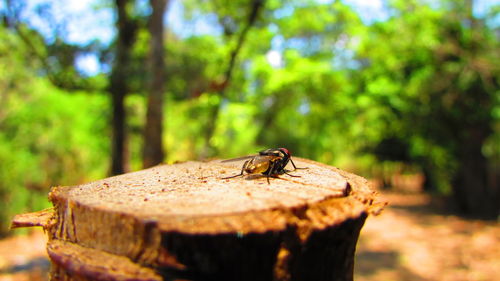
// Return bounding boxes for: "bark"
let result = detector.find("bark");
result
[449,0,499,218]
[143,0,168,168]
[12,158,382,281]
[109,0,138,175]
[453,127,499,218]
[48,240,162,281]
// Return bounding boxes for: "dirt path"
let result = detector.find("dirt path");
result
[0,229,49,281]
[0,192,498,281]
[355,192,500,281]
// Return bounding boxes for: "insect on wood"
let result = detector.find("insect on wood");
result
[221,148,307,184]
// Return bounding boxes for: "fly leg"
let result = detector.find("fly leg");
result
[222,160,250,179]
[266,161,279,184]
[283,170,301,178]
[284,159,306,177]
[289,158,308,171]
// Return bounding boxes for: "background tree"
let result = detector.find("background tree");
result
[0,0,110,235]
[0,0,498,235]
[191,0,267,157]
[143,0,169,168]
[353,0,499,217]
[109,0,140,175]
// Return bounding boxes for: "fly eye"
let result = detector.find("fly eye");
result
[279,148,290,156]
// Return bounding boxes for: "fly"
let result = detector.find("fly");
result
[221,148,307,184]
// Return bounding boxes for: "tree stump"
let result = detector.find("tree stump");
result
[11,158,381,281]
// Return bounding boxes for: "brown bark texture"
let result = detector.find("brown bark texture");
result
[109,0,138,175]
[12,158,381,281]
[142,0,168,168]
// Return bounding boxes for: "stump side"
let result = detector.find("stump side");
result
[47,239,162,281]
[21,158,378,281]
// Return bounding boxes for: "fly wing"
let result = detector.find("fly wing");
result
[251,155,281,165]
[259,148,281,156]
[221,148,279,163]
[220,154,257,163]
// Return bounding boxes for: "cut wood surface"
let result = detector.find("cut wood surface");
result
[12,157,380,281]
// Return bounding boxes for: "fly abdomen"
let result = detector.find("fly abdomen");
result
[245,159,270,174]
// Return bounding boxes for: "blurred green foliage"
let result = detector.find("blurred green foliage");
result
[0,0,499,234]
[0,26,110,234]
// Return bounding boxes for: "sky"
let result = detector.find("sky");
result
[15,0,390,75]
[14,0,224,75]
[2,0,498,75]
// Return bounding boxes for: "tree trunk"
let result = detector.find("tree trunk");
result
[143,0,168,168]
[202,0,265,157]
[110,85,127,175]
[109,0,138,175]
[453,127,499,218]
[12,158,382,281]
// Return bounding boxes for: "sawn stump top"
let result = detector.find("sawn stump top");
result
[48,158,374,234]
